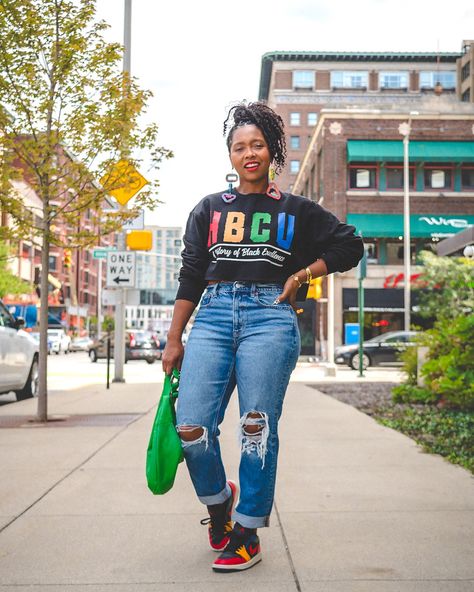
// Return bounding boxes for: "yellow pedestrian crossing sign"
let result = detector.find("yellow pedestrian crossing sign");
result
[100,159,148,206]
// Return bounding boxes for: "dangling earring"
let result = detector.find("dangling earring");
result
[266,163,281,200]
[222,172,238,203]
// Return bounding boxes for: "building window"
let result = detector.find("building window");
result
[307,112,318,126]
[290,160,300,174]
[461,167,474,189]
[349,166,377,189]
[290,112,300,126]
[385,165,415,189]
[293,70,314,89]
[424,166,453,190]
[462,89,470,102]
[364,241,378,264]
[173,239,181,247]
[290,136,300,150]
[48,255,57,270]
[420,71,456,89]
[461,62,470,81]
[380,72,408,89]
[331,71,368,89]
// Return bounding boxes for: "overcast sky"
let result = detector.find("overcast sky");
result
[96,0,474,230]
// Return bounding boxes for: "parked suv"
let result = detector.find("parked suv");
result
[0,299,39,400]
[47,328,71,354]
[88,330,162,364]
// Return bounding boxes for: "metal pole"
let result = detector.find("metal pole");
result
[106,333,111,389]
[97,258,102,340]
[358,276,365,377]
[403,132,411,332]
[124,0,132,74]
[327,274,334,364]
[113,0,132,383]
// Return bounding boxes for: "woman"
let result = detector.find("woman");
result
[162,102,364,573]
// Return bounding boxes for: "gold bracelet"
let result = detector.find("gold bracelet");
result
[292,275,303,288]
[305,266,313,284]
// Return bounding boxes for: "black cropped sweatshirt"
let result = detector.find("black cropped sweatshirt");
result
[176,190,364,304]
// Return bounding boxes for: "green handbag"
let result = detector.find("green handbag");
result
[146,368,183,495]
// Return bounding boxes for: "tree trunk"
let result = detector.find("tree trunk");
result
[37,216,50,422]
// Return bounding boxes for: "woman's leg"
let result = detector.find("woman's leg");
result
[232,285,300,528]
[176,288,236,504]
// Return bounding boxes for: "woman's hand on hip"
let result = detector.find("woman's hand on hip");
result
[162,338,184,375]
[275,276,301,313]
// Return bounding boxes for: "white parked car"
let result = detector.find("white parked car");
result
[47,328,71,354]
[0,299,39,400]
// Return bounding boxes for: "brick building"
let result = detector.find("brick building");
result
[458,39,474,103]
[292,102,474,351]
[259,44,474,192]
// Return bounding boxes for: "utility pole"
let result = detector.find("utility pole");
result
[113,0,132,383]
[357,248,367,378]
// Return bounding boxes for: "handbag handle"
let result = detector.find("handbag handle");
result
[168,367,180,400]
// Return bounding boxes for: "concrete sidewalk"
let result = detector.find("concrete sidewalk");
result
[0,378,473,591]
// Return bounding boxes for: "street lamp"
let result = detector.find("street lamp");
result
[398,112,418,332]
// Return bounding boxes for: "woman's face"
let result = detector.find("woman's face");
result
[229,124,271,188]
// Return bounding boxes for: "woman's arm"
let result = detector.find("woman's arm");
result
[161,299,197,375]
[277,259,328,312]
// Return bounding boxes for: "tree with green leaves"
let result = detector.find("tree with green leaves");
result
[0,0,172,421]
[394,250,474,409]
[415,251,474,320]
[0,240,32,297]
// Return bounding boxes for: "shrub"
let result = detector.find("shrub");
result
[392,384,437,404]
[421,315,474,410]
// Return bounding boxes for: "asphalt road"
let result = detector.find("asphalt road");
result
[0,350,404,407]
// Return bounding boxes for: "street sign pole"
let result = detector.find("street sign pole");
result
[113,0,132,383]
[97,258,102,341]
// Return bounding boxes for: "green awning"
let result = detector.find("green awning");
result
[347,140,474,163]
[347,213,474,238]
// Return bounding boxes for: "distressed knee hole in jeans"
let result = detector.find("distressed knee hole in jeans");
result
[177,425,209,450]
[238,411,269,468]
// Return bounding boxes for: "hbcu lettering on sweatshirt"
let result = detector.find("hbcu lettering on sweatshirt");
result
[207,210,295,267]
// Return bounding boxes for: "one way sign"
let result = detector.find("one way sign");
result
[106,251,136,288]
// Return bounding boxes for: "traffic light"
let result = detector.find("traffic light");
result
[307,276,323,300]
[64,249,72,269]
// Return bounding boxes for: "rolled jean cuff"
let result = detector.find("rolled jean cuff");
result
[198,483,231,505]
[232,510,270,529]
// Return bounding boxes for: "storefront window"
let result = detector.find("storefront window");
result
[364,241,378,263]
[461,167,474,189]
[349,165,377,189]
[424,166,453,190]
[385,240,416,265]
[386,165,415,189]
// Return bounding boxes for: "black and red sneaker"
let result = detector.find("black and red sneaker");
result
[200,480,239,552]
[212,523,262,572]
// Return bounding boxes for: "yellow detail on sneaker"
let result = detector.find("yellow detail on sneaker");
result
[235,545,251,562]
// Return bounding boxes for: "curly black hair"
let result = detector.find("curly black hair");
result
[223,101,287,174]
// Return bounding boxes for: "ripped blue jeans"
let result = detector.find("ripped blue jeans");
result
[176,282,300,528]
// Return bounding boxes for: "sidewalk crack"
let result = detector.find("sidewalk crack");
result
[274,500,302,592]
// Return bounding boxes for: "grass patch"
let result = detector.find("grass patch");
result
[373,405,474,474]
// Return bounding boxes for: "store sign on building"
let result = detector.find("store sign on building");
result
[417,216,471,237]
[347,214,474,238]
